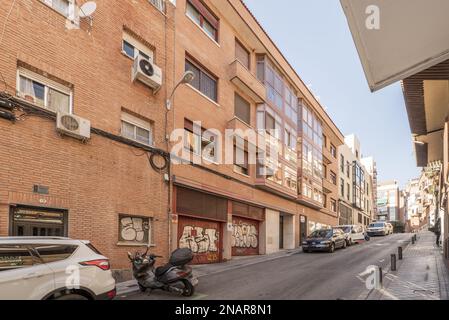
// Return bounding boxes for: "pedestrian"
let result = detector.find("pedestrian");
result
[434,217,441,247]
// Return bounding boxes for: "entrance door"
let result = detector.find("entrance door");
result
[300,215,308,244]
[279,215,284,249]
[178,216,221,264]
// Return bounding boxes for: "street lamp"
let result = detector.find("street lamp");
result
[166,71,195,111]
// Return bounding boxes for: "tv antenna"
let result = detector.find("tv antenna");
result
[79,1,97,32]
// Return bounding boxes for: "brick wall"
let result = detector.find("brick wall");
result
[0,0,176,270]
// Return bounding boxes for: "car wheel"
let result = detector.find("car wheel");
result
[181,279,195,297]
[54,294,88,300]
[328,243,335,253]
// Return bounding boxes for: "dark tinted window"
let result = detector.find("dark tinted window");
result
[234,93,251,125]
[33,244,77,263]
[0,245,35,272]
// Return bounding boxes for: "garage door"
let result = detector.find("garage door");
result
[178,216,221,264]
[231,216,259,256]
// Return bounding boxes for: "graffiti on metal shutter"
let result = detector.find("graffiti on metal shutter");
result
[178,217,221,264]
[231,217,259,256]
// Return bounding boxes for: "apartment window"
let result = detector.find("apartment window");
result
[346,161,350,178]
[323,194,328,208]
[185,58,217,102]
[234,93,250,125]
[149,0,165,12]
[340,155,345,173]
[358,213,363,224]
[18,70,72,114]
[235,39,250,70]
[347,183,350,201]
[186,0,219,42]
[330,144,337,158]
[284,167,298,193]
[340,178,345,197]
[122,32,153,62]
[121,112,153,146]
[302,182,312,199]
[265,62,283,110]
[42,0,73,17]
[323,134,327,148]
[331,199,337,213]
[323,164,327,179]
[284,128,297,151]
[184,119,217,162]
[330,171,337,185]
[234,144,249,176]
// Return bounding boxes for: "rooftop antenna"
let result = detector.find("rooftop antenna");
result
[79,1,97,33]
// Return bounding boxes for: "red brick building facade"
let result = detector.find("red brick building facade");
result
[0,0,175,275]
[1,0,344,274]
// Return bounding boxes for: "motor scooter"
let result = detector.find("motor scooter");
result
[128,247,198,297]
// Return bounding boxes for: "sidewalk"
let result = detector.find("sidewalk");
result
[116,248,301,295]
[368,231,449,300]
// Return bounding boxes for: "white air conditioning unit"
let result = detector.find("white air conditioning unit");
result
[132,55,163,92]
[56,112,91,141]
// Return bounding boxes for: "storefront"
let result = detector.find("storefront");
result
[175,187,227,264]
[231,201,264,256]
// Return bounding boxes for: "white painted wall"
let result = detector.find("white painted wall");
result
[263,209,280,254]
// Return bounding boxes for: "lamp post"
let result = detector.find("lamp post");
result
[165,70,195,256]
[166,71,195,111]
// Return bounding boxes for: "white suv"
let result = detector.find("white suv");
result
[0,237,116,300]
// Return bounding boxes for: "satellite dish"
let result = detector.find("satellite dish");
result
[79,1,97,18]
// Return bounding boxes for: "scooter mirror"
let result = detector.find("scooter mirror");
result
[127,252,133,260]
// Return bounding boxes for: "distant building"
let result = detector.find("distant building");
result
[337,134,375,226]
[377,181,400,222]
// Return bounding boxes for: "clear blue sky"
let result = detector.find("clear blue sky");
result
[244,0,421,188]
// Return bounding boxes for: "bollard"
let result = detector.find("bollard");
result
[378,267,383,288]
[398,247,403,260]
[391,254,397,271]
[412,236,415,245]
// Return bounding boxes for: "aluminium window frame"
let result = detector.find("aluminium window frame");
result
[16,69,73,114]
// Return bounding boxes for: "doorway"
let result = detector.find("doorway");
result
[300,215,308,244]
[279,215,284,249]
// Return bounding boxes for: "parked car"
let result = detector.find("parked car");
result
[334,225,366,245]
[0,237,116,300]
[302,228,347,253]
[385,222,394,235]
[366,222,388,236]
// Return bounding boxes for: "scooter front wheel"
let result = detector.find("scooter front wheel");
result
[181,279,195,297]
[138,283,147,292]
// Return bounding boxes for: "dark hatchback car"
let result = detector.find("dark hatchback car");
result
[302,228,347,253]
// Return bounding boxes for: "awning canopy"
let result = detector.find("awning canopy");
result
[340,0,449,92]
[403,60,449,167]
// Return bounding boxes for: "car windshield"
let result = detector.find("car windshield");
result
[336,226,351,233]
[310,229,332,238]
[370,223,385,228]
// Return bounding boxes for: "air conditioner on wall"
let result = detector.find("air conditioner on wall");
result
[132,55,163,92]
[56,112,91,141]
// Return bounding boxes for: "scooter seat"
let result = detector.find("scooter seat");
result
[155,264,173,277]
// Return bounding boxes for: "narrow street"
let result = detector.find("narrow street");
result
[120,234,411,300]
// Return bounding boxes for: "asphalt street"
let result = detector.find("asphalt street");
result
[119,233,412,300]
